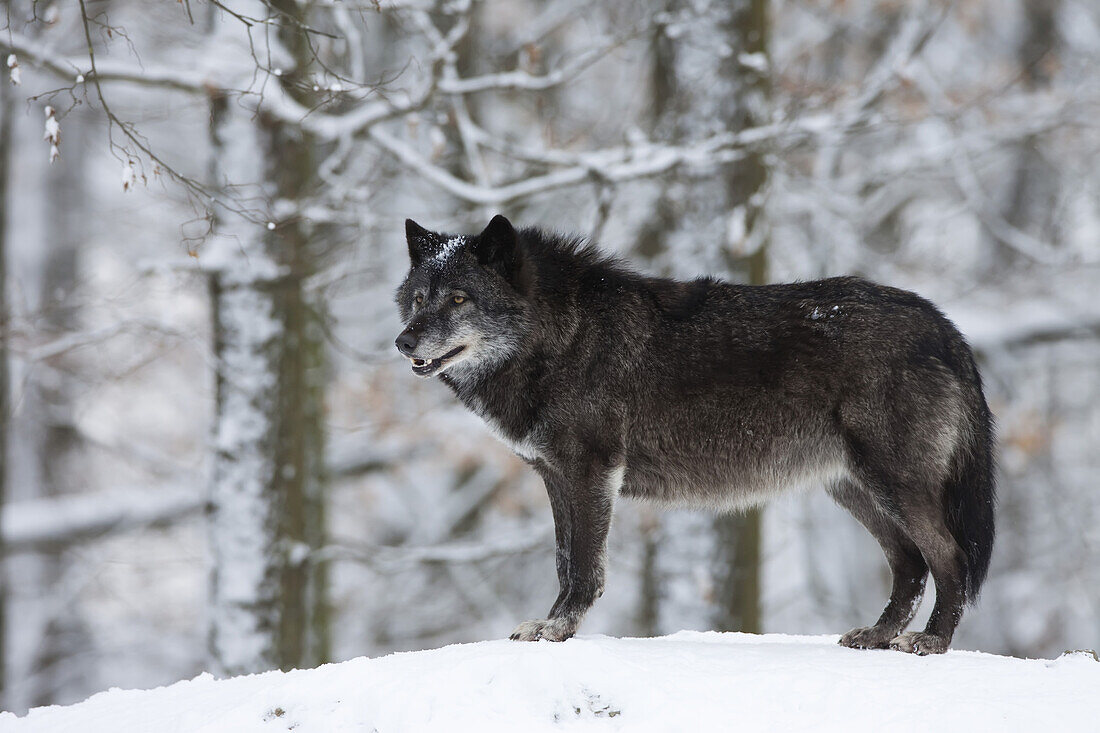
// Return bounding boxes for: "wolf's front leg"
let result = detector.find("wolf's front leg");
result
[510,461,619,641]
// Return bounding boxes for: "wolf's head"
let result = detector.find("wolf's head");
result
[394,215,531,378]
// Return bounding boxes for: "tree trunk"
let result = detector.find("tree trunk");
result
[995,0,1061,270]
[205,0,328,676]
[640,0,770,636]
[0,55,12,706]
[26,104,91,708]
[267,0,330,671]
[1,61,92,705]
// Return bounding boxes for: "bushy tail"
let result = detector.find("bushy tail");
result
[945,393,997,604]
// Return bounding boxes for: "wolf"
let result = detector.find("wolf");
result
[394,215,995,655]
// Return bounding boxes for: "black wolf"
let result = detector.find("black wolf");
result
[394,215,995,655]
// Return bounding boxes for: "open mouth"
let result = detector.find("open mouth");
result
[410,345,466,376]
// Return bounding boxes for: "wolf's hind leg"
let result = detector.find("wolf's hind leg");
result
[887,500,968,655]
[830,481,928,650]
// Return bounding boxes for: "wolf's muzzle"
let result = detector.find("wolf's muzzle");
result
[395,328,419,355]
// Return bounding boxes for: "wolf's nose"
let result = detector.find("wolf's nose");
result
[396,330,419,355]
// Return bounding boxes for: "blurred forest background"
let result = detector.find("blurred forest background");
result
[2,0,1099,715]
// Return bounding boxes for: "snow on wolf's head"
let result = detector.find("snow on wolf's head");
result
[394,215,531,379]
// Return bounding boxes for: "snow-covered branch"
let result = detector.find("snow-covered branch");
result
[5,2,961,217]
[363,115,838,205]
[1,489,204,554]
[908,59,1079,266]
[965,313,1100,354]
[9,320,196,363]
[320,525,554,567]
[0,32,207,94]
[841,3,946,129]
[436,41,613,94]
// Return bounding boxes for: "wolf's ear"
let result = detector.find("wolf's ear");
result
[406,219,433,266]
[473,215,523,286]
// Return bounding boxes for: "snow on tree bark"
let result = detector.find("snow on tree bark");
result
[205,0,328,675]
[207,272,285,675]
[0,55,11,705]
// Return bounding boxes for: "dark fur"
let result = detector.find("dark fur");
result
[395,216,995,654]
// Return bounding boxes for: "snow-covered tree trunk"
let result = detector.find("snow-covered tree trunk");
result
[0,54,11,705]
[205,174,286,677]
[640,0,770,635]
[205,0,328,676]
[203,13,281,677]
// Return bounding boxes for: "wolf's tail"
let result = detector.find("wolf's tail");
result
[943,349,997,604]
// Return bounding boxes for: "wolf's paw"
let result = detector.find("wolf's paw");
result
[889,631,949,655]
[838,625,894,649]
[509,617,575,642]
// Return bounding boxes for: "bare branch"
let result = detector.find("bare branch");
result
[75,0,218,211]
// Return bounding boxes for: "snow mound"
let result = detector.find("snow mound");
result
[3,632,1098,732]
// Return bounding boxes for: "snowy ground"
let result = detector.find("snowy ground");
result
[3,632,1098,732]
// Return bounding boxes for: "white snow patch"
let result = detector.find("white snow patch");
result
[429,125,447,158]
[42,108,59,144]
[7,53,20,86]
[726,205,748,250]
[121,162,136,191]
[42,107,60,163]
[4,633,1097,732]
[430,236,466,266]
[738,51,769,72]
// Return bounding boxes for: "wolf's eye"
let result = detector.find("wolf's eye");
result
[414,295,423,305]
[452,295,466,305]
